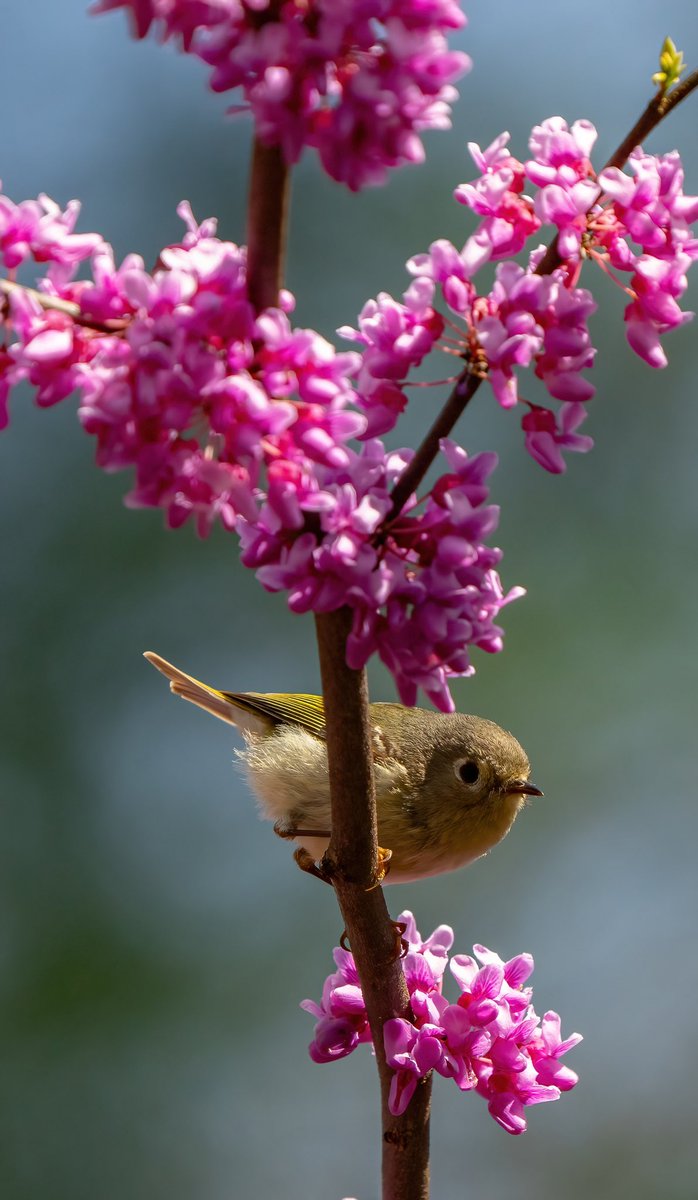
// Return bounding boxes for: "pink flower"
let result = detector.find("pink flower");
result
[528,1010,583,1091]
[300,944,374,1064]
[593,148,698,367]
[394,241,597,420]
[340,277,444,435]
[0,189,103,271]
[384,1020,457,1115]
[525,117,600,262]
[237,433,522,709]
[476,261,597,410]
[522,402,593,473]
[599,148,698,256]
[302,910,452,1069]
[304,918,582,1134]
[345,439,524,711]
[456,133,541,273]
[93,1,471,191]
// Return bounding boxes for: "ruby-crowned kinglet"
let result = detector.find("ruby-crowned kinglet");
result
[145,652,541,883]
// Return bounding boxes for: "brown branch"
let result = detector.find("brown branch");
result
[245,139,290,313]
[658,66,698,120]
[315,608,432,1200]
[244,131,430,1197]
[383,372,482,528]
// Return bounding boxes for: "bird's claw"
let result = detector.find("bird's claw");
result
[394,919,409,959]
[292,846,334,885]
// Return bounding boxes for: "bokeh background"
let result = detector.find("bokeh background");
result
[2,3,698,1197]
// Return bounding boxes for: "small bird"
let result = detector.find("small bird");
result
[144,651,541,884]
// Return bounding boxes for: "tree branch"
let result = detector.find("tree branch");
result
[315,608,432,1200]
[383,371,482,528]
[243,128,431,1199]
[246,138,291,313]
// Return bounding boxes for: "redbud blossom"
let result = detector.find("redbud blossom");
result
[345,118,697,475]
[302,912,581,1134]
[92,0,471,191]
[0,190,519,709]
[3,112,696,702]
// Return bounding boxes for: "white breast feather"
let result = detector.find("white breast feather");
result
[238,725,408,867]
[239,726,332,826]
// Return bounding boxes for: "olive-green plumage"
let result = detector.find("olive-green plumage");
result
[144,651,541,883]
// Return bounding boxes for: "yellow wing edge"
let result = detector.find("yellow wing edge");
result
[232,692,326,738]
[144,651,327,738]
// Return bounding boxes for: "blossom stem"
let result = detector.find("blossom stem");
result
[382,371,482,527]
[0,278,126,335]
[314,607,432,1200]
[537,68,698,275]
[245,138,290,312]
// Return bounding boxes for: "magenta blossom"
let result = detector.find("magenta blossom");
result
[456,132,541,273]
[0,186,524,709]
[303,914,581,1134]
[522,401,593,473]
[6,115,696,703]
[239,436,521,712]
[301,911,452,1067]
[595,148,698,367]
[348,241,597,472]
[0,187,103,271]
[92,0,471,191]
[300,944,373,1063]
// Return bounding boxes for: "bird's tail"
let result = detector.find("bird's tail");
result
[144,651,240,726]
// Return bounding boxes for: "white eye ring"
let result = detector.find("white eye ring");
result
[454,758,481,786]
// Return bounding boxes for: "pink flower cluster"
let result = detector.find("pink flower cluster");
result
[1,195,363,532]
[92,0,471,191]
[344,118,698,472]
[595,148,698,368]
[241,437,521,709]
[4,114,694,700]
[0,187,519,709]
[302,911,581,1135]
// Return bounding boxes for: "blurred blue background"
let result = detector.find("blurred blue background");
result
[2,3,698,1197]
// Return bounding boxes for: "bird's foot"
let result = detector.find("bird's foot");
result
[364,845,392,890]
[285,831,392,892]
[393,920,409,960]
[292,846,334,885]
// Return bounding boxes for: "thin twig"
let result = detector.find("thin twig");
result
[383,372,482,528]
[0,278,127,335]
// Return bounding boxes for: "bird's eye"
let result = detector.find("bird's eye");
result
[456,759,480,785]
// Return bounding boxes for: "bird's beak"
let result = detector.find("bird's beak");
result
[508,780,544,797]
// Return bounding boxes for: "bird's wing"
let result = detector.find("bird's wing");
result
[227,692,327,739]
[145,651,327,738]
